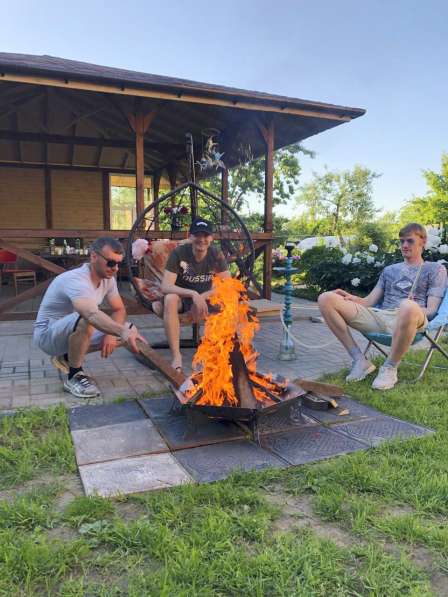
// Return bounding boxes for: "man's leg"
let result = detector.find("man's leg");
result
[372,299,424,390]
[63,317,102,398]
[318,291,376,381]
[163,294,183,370]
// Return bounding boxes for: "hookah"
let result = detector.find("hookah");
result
[274,241,300,360]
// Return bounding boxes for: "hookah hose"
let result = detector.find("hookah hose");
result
[279,304,340,350]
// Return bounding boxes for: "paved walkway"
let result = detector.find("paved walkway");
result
[0,295,376,413]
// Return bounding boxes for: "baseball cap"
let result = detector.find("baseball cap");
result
[189,218,214,235]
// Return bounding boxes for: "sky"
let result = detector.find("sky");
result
[2,0,448,217]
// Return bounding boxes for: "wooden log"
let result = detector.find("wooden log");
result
[293,378,344,397]
[134,338,186,389]
[229,338,258,409]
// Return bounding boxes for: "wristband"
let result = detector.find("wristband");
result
[120,322,135,342]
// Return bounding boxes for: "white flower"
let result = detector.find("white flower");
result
[368,243,378,253]
[352,257,361,265]
[366,255,375,264]
[438,244,448,255]
[341,253,352,265]
[351,277,361,287]
[132,238,149,260]
[374,260,384,268]
[426,234,441,249]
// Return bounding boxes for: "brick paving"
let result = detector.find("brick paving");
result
[0,294,401,414]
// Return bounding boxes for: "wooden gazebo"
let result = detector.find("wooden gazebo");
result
[0,52,365,319]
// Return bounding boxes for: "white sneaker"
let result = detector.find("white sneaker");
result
[371,365,398,391]
[63,372,101,398]
[346,358,376,382]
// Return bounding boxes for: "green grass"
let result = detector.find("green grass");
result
[0,345,447,595]
[0,405,76,490]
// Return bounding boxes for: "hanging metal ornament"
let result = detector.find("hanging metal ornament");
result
[196,128,226,172]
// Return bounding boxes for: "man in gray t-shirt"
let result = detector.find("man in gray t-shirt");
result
[33,237,146,399]
[318,223,447,391]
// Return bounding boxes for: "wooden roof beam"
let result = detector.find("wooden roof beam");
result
[0,74,353,121]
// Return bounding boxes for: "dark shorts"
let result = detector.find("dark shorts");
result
[180,297,220,315]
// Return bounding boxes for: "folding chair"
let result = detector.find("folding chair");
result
[363,287,448,380]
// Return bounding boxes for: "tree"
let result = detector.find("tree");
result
[202,143,314,212]
[400,153,448,226]
[295,165,380,239]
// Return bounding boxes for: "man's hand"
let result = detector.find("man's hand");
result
[101,335,120,358]
[120,323,148,354]
[191,292,209,322]
[334,289,360,303]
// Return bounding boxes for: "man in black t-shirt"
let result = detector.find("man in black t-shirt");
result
[157,218,230,371]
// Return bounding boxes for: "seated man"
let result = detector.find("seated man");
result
[318,223,447,390]
[33,237,146,398]
[153,218,230,371]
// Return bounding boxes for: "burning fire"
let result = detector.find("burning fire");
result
[185,277,285,407]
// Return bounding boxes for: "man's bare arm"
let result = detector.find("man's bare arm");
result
[160,271,199,298]
[423,295,442,320]
[201,270,231,299]
[107,293,127,325]
[333,285,384,307]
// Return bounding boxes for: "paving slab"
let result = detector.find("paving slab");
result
[79,453,193,497]
[254,400,319,436]
[330,416,433,447]
[174,440,285,482]
[69,401,146,431]
[139,397,247,450]
[71,419,169,465]
[301,396,385,425]
[261,425,367,465]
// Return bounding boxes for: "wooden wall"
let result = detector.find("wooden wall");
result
[0,167,104,247]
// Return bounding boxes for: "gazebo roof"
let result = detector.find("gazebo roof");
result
[0,52,366,175]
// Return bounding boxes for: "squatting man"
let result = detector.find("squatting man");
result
[318,223,447,390]
[33,237,147,399]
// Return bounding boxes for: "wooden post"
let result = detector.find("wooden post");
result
[102,171,111,230]
[128,107,158,218]
[254,116,274,300]
[153,172,161,230]
[44,168,53,229]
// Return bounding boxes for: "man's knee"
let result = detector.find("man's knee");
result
[318,291,337,310]
[398,299,422,323]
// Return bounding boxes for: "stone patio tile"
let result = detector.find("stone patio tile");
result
[139,397,247,450]
[79,453,193,497]
[330,416,433,447]
[12,395,31,408]
[72,419,169,465]
[69,401,146,431]
[261,426,368,465]
[174,440,285,483]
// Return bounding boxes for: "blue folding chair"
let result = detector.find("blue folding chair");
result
[363,287,448,381]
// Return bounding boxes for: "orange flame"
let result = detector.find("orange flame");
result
[186,277,284,407]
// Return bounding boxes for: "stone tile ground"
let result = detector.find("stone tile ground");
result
[2,293,427,413]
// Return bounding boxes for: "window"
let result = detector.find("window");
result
[109,174,153,230]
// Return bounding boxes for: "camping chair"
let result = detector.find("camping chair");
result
[0,249,37,295]
[363,287,448,381]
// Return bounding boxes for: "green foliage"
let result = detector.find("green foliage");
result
[400,153,448,226]
[295,165,380,238]
[202,143,313,210]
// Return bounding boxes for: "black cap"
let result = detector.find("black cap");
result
[189,218,214,235]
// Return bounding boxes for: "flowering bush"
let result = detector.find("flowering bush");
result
[297,225,448,295]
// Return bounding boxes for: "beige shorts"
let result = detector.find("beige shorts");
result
[348,305,428,335]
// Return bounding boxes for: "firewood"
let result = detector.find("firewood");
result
[293,378,344,397]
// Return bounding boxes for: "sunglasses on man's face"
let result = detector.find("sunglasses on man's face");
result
[399,238,416,246]
[96,251,122,268]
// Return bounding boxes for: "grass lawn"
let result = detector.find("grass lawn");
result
[1,344,447,596]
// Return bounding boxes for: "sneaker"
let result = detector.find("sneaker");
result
[63,372,101,398]
[346,358,376,382]
[371,365,398,391]
[51,355,70,375]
